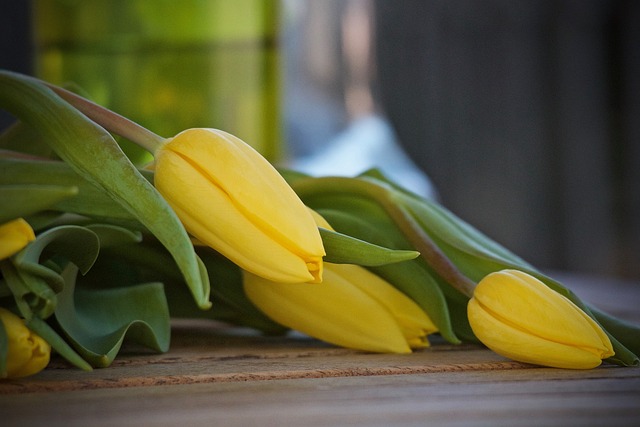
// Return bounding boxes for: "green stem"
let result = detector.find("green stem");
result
[0,260,33,320]
[22,74,166,153]
[292,176,476,298]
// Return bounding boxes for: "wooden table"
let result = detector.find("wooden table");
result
[1,272,639,426]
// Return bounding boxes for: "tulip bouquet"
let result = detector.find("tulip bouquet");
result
[1,70,639,379]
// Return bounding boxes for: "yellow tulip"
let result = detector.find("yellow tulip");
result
[244,262,437,353]
[1,308,51,378]
[154,128,325,283]
[467,269,614,369]
[0,218,35,260]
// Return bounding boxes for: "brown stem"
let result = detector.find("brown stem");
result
[383,202,476,298]
[23,75,166,153]
[292,176,476,298]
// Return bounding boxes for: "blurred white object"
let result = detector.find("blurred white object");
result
[290,114,437,199]
[282,1,436,199]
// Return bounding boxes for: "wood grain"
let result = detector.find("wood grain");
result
[0,273,639,426]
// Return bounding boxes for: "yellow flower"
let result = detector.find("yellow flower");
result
[154,128,325,283]
[1,308,51,378]
[244,209,435,353]
[244,263,437,353]
[0,218,35,260]
[467,269,614,369]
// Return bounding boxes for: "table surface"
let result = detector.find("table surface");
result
[1,271,639,427]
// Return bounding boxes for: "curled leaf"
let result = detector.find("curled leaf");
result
[56,264,170,368]
[0,71,209,309]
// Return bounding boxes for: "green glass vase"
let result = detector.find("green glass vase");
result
[33,0,282,164]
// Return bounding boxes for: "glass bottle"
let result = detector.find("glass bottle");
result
[32,0,281,164]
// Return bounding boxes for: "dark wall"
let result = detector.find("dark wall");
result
[3,1,639,280]
[375,0,640,280]
[0,2,33,129]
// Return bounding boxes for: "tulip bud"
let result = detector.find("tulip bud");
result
[1,308,51,378]
[467,269,614,369]
[154,128,325,283]
[244,262,437,353]
[0,218,35,260]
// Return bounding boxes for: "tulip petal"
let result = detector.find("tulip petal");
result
[0,308,51,378]
[162,130,323,252]
[468,298,605,369]
[290,176,461,345]
[309,210,436,347]
[9,332,50,378]
[473,270,613,357]
[156,151,317,283]
[328,263,437,346]
[468,270,614,369]
[0,218,35,260]
[155,129,325,283]
[244,268,412,353]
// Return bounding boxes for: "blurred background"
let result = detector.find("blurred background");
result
[2,1,639,281]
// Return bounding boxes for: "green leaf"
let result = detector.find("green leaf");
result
[1,259,58,321]
[23,211,66,232]
[13,225,101,290]
[0,184,78,223]
[0,120,55,158]
[89,239,284,335]
[5,224,170,369]
[290,180,459,345]
[399,192,531,269]
[388,181,640,367]
[291,173,640,365]
[0,157,146,223]
[55,264,170,368]
[320,227,419,266]
[315,208,459,345]
[1,225,100,321]
[0,70,209,309]
[196,248,288,335]
[85,223,142,248]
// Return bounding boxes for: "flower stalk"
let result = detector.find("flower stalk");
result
[20,74,166,153]
[291,176,476,297]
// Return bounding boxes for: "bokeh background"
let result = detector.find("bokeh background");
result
[2,0,639,281]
